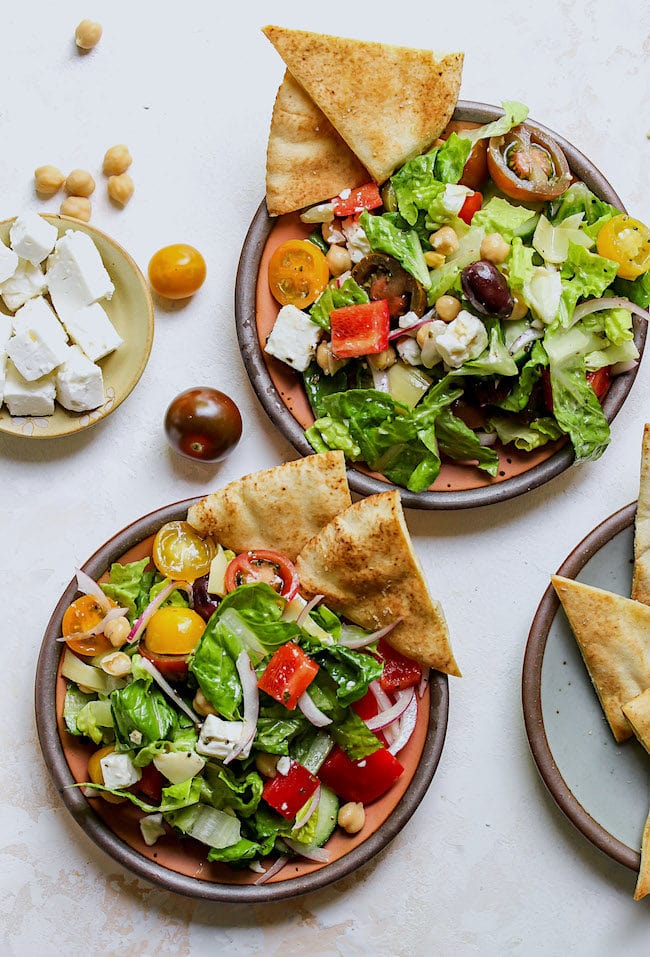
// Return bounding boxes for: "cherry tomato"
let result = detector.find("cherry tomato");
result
[165,387,242,463]
[139,643,190,682]
[87,745,126,804]
[62,594,114,657]
[586,366,612,401]
[143,605,206,655]
[459,139,488,190]
[224,549,299,600]
[148,244,206,300]
[596,215,650,280]
[487,124,571,202]
[458,191,483,225]
[268,239,329,308]
[136,762,166,803]
[152,521,217,581]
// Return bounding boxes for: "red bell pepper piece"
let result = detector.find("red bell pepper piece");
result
[318,744,404,804]
[458,190,483,225]
[330,299,390,359]
[257,642,319,710]
[378,639,422,693]
[332,183,382,217]
[262,760,320,819]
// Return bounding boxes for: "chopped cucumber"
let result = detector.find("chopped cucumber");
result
[313,785,340,847]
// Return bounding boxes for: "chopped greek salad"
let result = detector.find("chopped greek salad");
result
[264,102,650,493]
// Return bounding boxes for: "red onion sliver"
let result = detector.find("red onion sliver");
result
[254,855,289,885]
[339,617,403,650]
[292,787,321,832]
[417,667,430,699]
[296,595,324,628]
[365,688,415,731]
[56,604,129,642]
[388,319,431,342]
[297,690,332,728]
[572,296,650,327]
[508,328,544,355]
[138,656,200,725]
[369,680,393,712]
[283,838,330,863]
[224,651,259,765]
[388,694,418,755]
[611,359,639,375]
[128,581,191,644]
[75,568,113,614]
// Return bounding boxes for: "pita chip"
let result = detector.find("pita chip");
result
[551,575,650,742]
[622,689,650,753]
[262,25,463,184]
[635,810,650,901]
[266,70,369,216]
[186,451,351,561]
[295,489,460,676]
[632,424,650,605]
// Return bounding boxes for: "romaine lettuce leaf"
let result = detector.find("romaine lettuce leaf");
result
[309,277,369,331]
[557,242,619,326]
[614,271,650,309]
[487,415,564,451]
[330,709,383,761]
[201,764,263,817]
[451,319,519,378]
[433,133,473,185]
[497,340,548,412]
[110,672,177,749]
[549,182,620,227]
[100,558,154,620]
[473,197,538,242]
[532,213,593,265]
[360,210,431,288]
[302,362,348,418]
[434,409,499,476]
[459,101,529,145]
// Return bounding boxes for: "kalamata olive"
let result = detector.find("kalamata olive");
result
[461,260,514,318]
[192,574,220,622]
[165,387,242,463]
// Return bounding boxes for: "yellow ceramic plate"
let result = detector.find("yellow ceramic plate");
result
[0,214,154,438]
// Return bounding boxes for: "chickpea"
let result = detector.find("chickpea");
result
[434,295,462,323]
[326,244,352,277]
[367,346,397,371]
[338,801,365,834]
[321,220,345,244]
[75,19,103,51]
[193,689,218,717]
[429,226,459,256]
[316,340,347,376]
[100,651,131,678]
[60,196,91,222]
[65,169,95,197]
[107,173,134,206]
[103,144,132,176]
[34,165,65,196]
[424,251,445,269]
[506,291,529,321]
[103,616,130,648]
[480,232,511,265]
[255,752,279,778]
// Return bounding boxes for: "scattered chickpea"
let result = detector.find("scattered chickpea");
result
[429,225,459,256]
[100,651,132,678]
[193,689,218,717]
[316,340,347,376]
[338,801,365,834]
[326,244,352,277]
[107,172,134,206]
[75,19,103,51]
[506,292,529,321]
[434,294,462,323]
[255,752,279,778]
[367,345,397,371]
[65,169,95,197]
[424,251,445,269]
[103,144,132,176]
[104,616,131,648]
[60,196,91,222]
[34,165,65,196]
[480,232,510,265]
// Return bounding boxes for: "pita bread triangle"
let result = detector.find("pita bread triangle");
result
[551,575,650,742]
[622,688,650,754]
[262,25,463,184]
[636,810,650,901]
[295,489,460,675]
[632,423,650,605]
[266,70,369,216]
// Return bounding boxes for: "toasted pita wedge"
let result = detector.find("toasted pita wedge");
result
[635,809,650,901]
[295,490,460,675]
[622,689,650,753]
[551,575,650,742]
[186,451,351,561]
[266,70,369,216]
[632,424,650,605]
[262,25,463,184]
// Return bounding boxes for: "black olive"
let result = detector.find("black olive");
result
[352,253,427,319]
[461,260,514,318]
[192,575,220,622]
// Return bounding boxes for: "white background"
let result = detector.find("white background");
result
[1,2,649,954]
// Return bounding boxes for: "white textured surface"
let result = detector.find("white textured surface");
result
[1,2,650,954]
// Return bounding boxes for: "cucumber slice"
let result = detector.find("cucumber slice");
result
[313,785,340,847]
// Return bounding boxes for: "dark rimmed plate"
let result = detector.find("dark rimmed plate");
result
[523,502,650,871]
[34,498,449,902]
[235,101,646,510]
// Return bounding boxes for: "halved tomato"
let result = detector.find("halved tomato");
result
[143,605,206,655]
[487,124,571,202]
[596,215,650,280]
[139,643,190,682]
[62,594,114,657]
[268,239,330,309]
[152,521,216,582]
[224,549,299,600]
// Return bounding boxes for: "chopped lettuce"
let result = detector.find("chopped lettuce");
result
[459,100,529,145]
[360,210,431,288]
[100,558,153,620]
[309,277,369,331]
[549,182,619,228]
[452,319,518,378]
[497,340,548,412]
[473,197,538,242]
[487,415,564,451]
[614,271,650,309]
[532,213,593,265]
[557,242,619,326]
[427,226,485,304]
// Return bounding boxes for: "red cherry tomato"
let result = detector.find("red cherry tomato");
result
[459,140,488,191]
[587,366,612,401]
[224,550,299,600]
[165,388,242,463]
[458,191,483,225]
[139,642,190,682]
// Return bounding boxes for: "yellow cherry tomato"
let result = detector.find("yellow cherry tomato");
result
[148,244,207,299]
[152,521,217,581]
[143,605,206,655]
[268,239,329,308]
[62,593,115,657]
[87,745,126,804]
[596,214,650,280]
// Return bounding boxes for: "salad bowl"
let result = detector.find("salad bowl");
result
[35,498,449,902]
[236,102,646,509]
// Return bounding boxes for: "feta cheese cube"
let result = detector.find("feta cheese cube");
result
[140,813,166,847]
[196,714,245,759]
[0,259,47,312]
[9,212,58,265]
[341,217,372,262]
[54,345,105,412]
[99,752,141,790]
[0,315,12,404]
[46,230,114,320]
[429,311,488,369]
[265,304,322,372]
[62,301,123,361]
[7,296,68,381]
[0,241,18,283]
[3,360,55,416]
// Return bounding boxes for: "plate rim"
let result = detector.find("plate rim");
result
[235,100,646,510]
[521,499,640,871]
[34,496,450,902]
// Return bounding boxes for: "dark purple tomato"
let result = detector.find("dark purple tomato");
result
[165,387,242,463]
[192,575,220,622]
[461,260,514,318]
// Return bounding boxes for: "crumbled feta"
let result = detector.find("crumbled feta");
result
[61,301,123,362]
[0,316,12,404]
[276,756,291,776]
[9,212,57,265]
[428,311,488,368]
[3,361,55,416]
[7,297,68,381]
[396,337,423,366]
[140,813,166,847]
[100,751,141,790]
[265,304,322,372]
[0,241,18,284]
[441,184,472,215]
[341,217,371,263]
[129,730,143,746]
[196,714,245,759]
[0,259,47,312]
[54,345,105,412]
[398,311,425,330]
[153,750,206,785]
[523,265,562,325]
[338,188,352,200]
[46,230,114,320]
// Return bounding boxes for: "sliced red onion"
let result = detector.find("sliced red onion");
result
[370,366,390,392]
[572,296,650,326]
[224,651,259,765]
[56,604,129,642]
[369,680,393,712]
[508,328,544,355]
[365,688,415,731]
[388,319,431,342]
[253,855,289,885]
[128,581,191,644]
[339,618,403,650]
[611,359,639,375]
[138,656,200,725]
[292,787,321,832]
[297,691,332,727]
[335,271,352,287]
[418,667,430,699]
[476,431,497,447]
[388,693,418,755]
[296,595,323,628]
[75,568,113,614]
[283,838,330,863]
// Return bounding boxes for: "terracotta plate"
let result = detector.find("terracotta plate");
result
[522,502,650,871]
[34,498,449,901]
[0,215,154,438]
[235,101,646,509]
